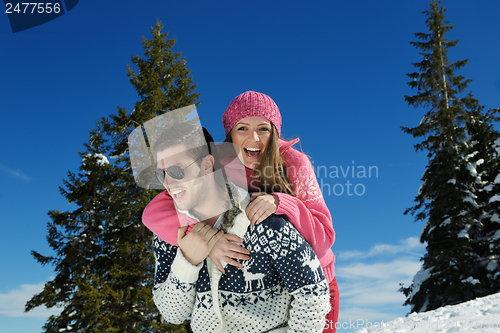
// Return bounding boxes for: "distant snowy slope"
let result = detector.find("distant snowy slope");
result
[353,292,500,332]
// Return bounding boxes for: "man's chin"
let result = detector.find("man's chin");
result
[173,201,189,212]
[172,196,190,212]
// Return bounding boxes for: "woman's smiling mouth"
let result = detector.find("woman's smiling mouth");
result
[244,147,261,158]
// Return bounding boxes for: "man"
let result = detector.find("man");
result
[150,122,330,332]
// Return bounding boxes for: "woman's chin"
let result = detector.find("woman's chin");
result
[243,160,260,170]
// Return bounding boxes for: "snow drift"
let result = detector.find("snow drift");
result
[353,292,500,332]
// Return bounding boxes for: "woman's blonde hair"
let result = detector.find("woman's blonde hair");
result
[225,125,295,195]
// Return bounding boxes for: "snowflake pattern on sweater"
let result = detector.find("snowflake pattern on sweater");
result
[153,214,330,332]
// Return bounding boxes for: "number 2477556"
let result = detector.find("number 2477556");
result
[5,3,61,14]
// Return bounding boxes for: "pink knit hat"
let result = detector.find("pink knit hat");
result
[222,91,282,137]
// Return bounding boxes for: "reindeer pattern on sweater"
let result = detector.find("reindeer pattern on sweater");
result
[152,214,330,333]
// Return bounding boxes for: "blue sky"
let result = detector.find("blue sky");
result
[1,1,500,332]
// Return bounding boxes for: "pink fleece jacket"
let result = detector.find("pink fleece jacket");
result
[142,138,336,281]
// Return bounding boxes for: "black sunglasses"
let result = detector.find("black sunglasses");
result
[155,156,203,183]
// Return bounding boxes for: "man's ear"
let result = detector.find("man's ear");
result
[201,155,215,174]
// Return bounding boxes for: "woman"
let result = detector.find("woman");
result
[143,91,339,332]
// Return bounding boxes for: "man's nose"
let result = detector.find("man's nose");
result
[164,174,178,187]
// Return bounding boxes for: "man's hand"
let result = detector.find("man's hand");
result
[209,234,250,274]
[246,192,279,226]
[177,223,224,266]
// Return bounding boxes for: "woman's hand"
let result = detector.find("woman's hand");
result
[177,223,224,266]
[246,192,279,226]
[209,234,250,274]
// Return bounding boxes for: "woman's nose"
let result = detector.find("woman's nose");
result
[250,130,260,141]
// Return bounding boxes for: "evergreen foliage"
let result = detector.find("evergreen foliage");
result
[25,21,198,332]
[400,0,500,313]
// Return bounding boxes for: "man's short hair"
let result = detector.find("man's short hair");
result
[153,122,216,166]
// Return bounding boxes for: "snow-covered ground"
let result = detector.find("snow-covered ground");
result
[352,292,500,332]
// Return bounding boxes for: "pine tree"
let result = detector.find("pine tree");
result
[400,0,500,313]
[25,21,199,332]
[463,108,500,298]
